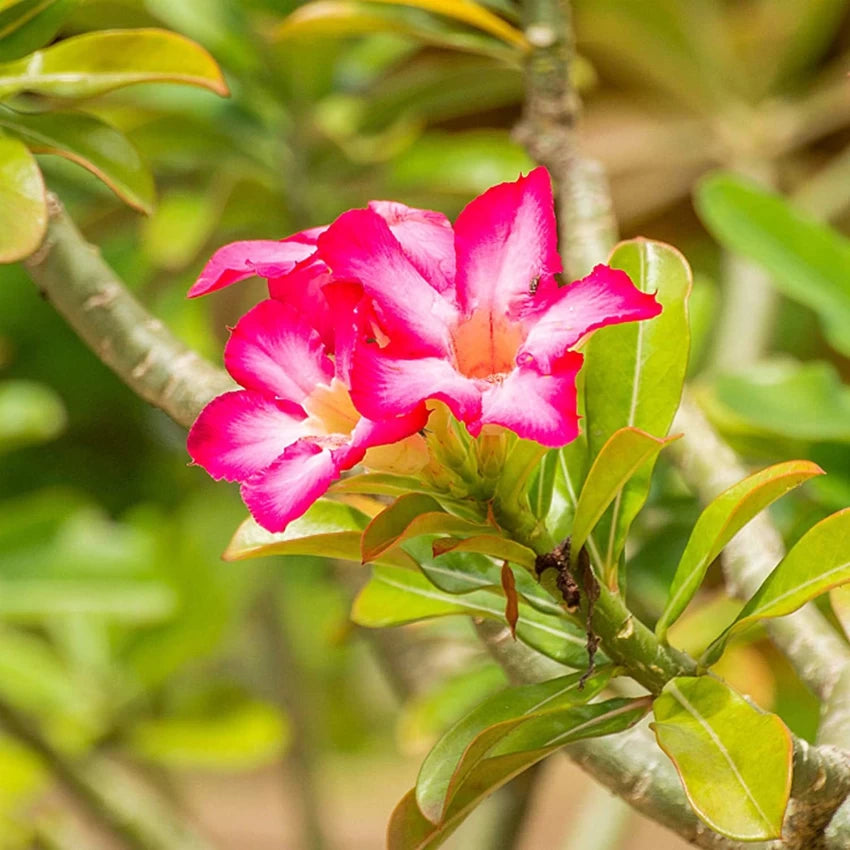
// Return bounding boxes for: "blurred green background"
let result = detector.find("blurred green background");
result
[1,1,850,848]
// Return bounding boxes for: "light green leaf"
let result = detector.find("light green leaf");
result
[696,173,850,355]
[0,28,229,100]
[141,187,220,266]
[223,500,416,568]
[416,670,611,822]
[652,677,791,841]
[571,427,677,581]
[0,379,65,451]
[431,535,536,571]
[0,132,44,262]
[656,460,824,640]
[361,493,496,563]
[702,508,850,666]
[0,109,154,213]
[352,564,588,667]
[0,0,74,62]
[583,240,692,576]
[390,694,650,849]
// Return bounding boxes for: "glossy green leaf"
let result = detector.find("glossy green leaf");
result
[0,0,74,62]
[361,493,496,563]
[431,535,536,571]
[571,427,677,579]
[0,29,229,100]
[0,379,65,452]
[416,670,611,822]
[224,500,417,568]
[696,173,850,355]
[652,677,791,840]
[275,1,517,62]
[656,460,824,640]
[702,508,850,666]
[0,109,154,213]
[0,132,44,262]
[330,472,438,497]
[391,694,650,849]
[583,240,692,575]
[352,564,588,667]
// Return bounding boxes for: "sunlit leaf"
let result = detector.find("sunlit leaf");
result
[0,29,229,100]
[581,240,691,578]
[702,508,850,665]
[0,132,44,262]
[571,427,677,583]
[0,109,154,213]
[352,564,588,667]
[696,173,850,355]
[652,676,791,840]
[656,460,823,639]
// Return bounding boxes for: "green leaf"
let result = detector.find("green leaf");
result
[583,239,692,575]
[0,0,74,62]
[391,694,650,849]
[0,132,44,262]
[141,187,220,266]
[695,173,850,355]
[0,109,154,213]
[571,427,677,580]
[361,493,496,563]
[0,379,65,452]
[656,460,824,639]
[223,500,416,568]
[352,564,588,667]
[652,677,791,841]
[0,28,229,100]
[416,670,611,822]
[702,508,850,666]
[431,535,536,571]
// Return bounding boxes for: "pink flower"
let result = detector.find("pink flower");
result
[315,167,662,447]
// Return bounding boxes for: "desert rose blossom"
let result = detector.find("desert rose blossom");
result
[316,167,662,448]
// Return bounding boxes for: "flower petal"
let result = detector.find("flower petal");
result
[318,208,457,356]
[454,167,561,317]
[368,201,456,294]
[349,403,430,452]
[350,343,481,426]
[479,353,584,447]
[188,390,307,481]
[518,264,662,372]
[241,440,342,532]
[188,238,318,298]
[224,299,333,403]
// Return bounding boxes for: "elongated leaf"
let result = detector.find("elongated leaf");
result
[0,132,45,262]
[0,0,74,62]
[571,427,677,580]
[0,29,228,100]
[583,240,692,575]
[652,677,791,841]
[352,564,588,667]
[432,535,536,571]
[656,460,823,639]
[0,109,154,213]
[224,501,416,568]
[702,508,850,665]
[361,493,496,563]
[696,173,850,355]
[416,670,610,822]
[391,695,650,849]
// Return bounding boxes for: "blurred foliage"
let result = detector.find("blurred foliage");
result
[0,0,849,846]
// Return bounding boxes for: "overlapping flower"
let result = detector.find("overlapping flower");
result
[187,167,661,531]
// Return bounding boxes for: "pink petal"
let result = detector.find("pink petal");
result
[454,167,561,317]
[349,403,430,452]
[518,265,662,372]
[479,353,585,447]
[318,208,458,356]
[189,239,318,298]
[188,390,307,481]
[267,256,336,352]
[241,440,342,532]
[369,201,456,294]
[224,299,333,403]
[350,343,482,426]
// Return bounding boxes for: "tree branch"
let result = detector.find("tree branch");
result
[23,195,234,430]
